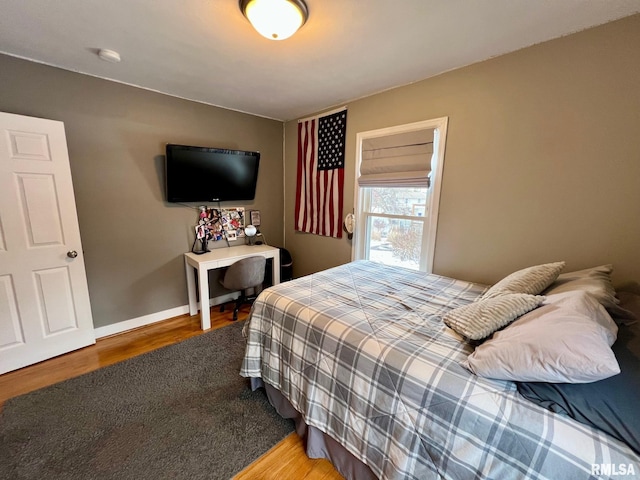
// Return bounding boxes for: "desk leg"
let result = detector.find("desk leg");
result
[198,267,211,330]
[185,260,198,316]
[272,254,281,285]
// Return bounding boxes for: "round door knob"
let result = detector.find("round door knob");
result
[67,250,78,258]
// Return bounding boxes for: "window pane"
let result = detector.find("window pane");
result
[366,187,428,217]
[367,216,423,270]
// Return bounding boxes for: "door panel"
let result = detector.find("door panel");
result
[0,112,95,374]
[0,219,5,251]
[18,174,65,246]
[7,129,52,161]
[34,267,78,335]
[0,274,24,348]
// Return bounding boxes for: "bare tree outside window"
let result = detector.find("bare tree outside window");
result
[366,187,427,270]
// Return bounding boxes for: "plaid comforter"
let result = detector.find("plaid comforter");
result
[241,261,639,480]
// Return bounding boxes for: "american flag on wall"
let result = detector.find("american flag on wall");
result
[295,108,347,238]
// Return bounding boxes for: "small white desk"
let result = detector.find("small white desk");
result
[184,244,280,330]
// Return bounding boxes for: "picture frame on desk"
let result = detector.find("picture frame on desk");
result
[250,210,261,227]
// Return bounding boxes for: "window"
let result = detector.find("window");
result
[360,186,428,270]
[353,118,448,272]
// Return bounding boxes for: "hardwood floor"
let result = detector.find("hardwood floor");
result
[0,306,344,480]
[235,433,344,480]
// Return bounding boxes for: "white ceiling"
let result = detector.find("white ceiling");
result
[1,1,638,121]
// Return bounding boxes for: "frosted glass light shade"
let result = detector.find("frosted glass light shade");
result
[245,225,257,237]
[240,0,308,40]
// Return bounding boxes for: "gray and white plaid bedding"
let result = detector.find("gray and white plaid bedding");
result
[240,260,639,480]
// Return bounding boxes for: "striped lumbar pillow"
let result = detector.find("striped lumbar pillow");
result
[481,261,565,300]
[443,294,545,341]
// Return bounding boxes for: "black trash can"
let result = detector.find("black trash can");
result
[264,247,293,287]
[279,247,293,282]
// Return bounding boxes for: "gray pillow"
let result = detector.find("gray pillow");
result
[463,291,620,383]
[481,261,565,300]
[443,294,545,341]
[611,291,640,325]
[543,264,618,308]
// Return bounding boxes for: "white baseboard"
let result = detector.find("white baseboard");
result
[94,305,189,338]
[93,292,240,339]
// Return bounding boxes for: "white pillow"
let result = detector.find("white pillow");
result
[544,264,618,308]
[462,291,620,383]
[443,294,545,341]
[481,261,565,300]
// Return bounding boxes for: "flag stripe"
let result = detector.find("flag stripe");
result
[295,122,305,231]
[324,169,333,237]
[306,120,316,233]
[295,109,346,238]
[308,121,316,233]
[299,121,308,232]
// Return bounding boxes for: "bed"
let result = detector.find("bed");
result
[240,260,640,480]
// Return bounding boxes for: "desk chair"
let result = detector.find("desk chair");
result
[219,256,266,321]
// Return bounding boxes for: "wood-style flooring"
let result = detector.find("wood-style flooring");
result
[0,306,344,480]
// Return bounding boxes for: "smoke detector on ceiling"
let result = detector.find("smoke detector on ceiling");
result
[97,49,121,63]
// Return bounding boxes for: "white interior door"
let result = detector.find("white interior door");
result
[0,111,95,375]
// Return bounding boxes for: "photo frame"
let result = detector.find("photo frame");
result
[250,210,261,227]
[223,208,245,241]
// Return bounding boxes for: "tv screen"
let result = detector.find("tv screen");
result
[165,144,260,202]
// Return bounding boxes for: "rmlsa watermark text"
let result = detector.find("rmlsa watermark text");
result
[591,464,636,476]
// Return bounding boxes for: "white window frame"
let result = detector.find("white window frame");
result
[352,117,448,273]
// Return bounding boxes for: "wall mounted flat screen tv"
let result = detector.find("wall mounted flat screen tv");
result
[165,144,260,202]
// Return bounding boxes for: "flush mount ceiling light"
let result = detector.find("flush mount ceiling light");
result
[239,0,308,41]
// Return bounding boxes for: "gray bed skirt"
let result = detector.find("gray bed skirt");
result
[250,377,377,480]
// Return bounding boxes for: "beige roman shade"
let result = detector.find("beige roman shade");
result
[358,128,435,187]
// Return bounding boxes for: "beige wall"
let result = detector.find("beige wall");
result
[2,13,639,330]
[0,54,284,328]
[284,14,640,287]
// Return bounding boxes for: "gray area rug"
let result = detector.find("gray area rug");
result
[0,321,294,480]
